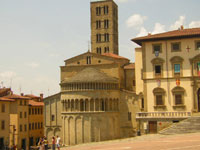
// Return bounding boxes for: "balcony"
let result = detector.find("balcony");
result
[136,112,191,120]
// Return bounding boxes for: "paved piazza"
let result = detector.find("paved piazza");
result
[61,133,200,150]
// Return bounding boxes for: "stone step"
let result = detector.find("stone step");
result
[159,117,200,135]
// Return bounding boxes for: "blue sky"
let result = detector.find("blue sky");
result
[0,0,200,97]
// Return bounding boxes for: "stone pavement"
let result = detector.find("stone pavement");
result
[61,132,200,150]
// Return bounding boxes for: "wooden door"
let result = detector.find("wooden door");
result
[149,121,157,134]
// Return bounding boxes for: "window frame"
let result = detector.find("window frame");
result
[171,42,181,52]
[153,88,166,110]
[172,86,185,109]
[195,40,200,50]
[170,56,184,77]
[152,43,162,54]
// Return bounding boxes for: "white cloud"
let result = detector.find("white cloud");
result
[126,14,147,28]
[189,21,200,28]
[136,27,148,37]
[152,23,166,34]
[49,53,60,58]
[170,16,185,30]
[26,62,39,68]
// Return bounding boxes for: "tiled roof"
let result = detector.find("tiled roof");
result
[0,88,11,97]
[132,27,200,45]
[62,67,118,83]
[5,94,30,100]
[25,94,40,99]
[124,63,135,69]
[102,53,129,60]
[0,97,15,102]
[29,100,44,106]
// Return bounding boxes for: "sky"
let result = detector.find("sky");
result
[0,0,200,97]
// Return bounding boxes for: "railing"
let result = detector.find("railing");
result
[136,112,192,119]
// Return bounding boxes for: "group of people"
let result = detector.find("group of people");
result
[38,136,61,150]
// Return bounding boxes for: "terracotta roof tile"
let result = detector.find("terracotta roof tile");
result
[0,88,11,97]
[124,63,135,69]
[5,94,30,100]
[132,27,200,45]
[102,53,129,60]
[29,100,44,106]
[25,94,40,99]
[0,97,15,102]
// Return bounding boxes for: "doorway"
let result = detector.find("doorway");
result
[0,138,4,150]
[197,89,200,112]
[21,139,26,150]
[29,137,33,147]
[149,121,157,134]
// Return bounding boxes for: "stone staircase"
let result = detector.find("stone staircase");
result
[159,116,200,135]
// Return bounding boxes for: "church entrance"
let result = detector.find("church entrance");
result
[149,121,157,134]
[197,89,200,112]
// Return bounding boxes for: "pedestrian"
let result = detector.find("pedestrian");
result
[38,138,44,150]
[52,136,56,150]
[43,137,48,150]
[56,136,61,150]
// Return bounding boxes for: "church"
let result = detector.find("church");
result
[43,0,140,146]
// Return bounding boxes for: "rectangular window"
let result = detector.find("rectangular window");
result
[38,122,40,129]
[32,123,34,130]
[196,41,200,50]
[156,95,163,105]
[24,124,27,131]
[175,94,182,105]
[96,34,101,42]
[20,112,22,118]
[24,112,27,118]
[153,44,161,53]
[51,115,55,121]
[96,20,101,29]
[1,120,5,130]
[174,64,181,74]
[29,123,31,130]
[41,122,43,128]
[32,108,34,115]
[1,104,5,113]
[155,65,161,74]
[104,47,109,53]
[104,20,109,29]
[96,7,101,15]
[128,112,132,121]
[38,108,40,114]
[20,100,23,106]
[29,108,31,115]
[104,5,108,14]
[24,101,26,106]
[141,98,144,109]
[172,42,181,51]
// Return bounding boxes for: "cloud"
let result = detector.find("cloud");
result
[170,16,185,30]
[152,23,166,34]
[26,62,39,68]
[136,27,148,37]
[189,21,200,28]
[126,14,147,28]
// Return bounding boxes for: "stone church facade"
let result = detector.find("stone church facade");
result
[44,0,141,146]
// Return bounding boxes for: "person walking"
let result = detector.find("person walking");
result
[43,137,48,150]
[52,136,56,150]
[56,136,61,150]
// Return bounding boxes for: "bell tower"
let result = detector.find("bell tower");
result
[90,0,119,55]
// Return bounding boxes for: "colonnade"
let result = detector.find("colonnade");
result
[62,98,119,112]
[61,83,118,91]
